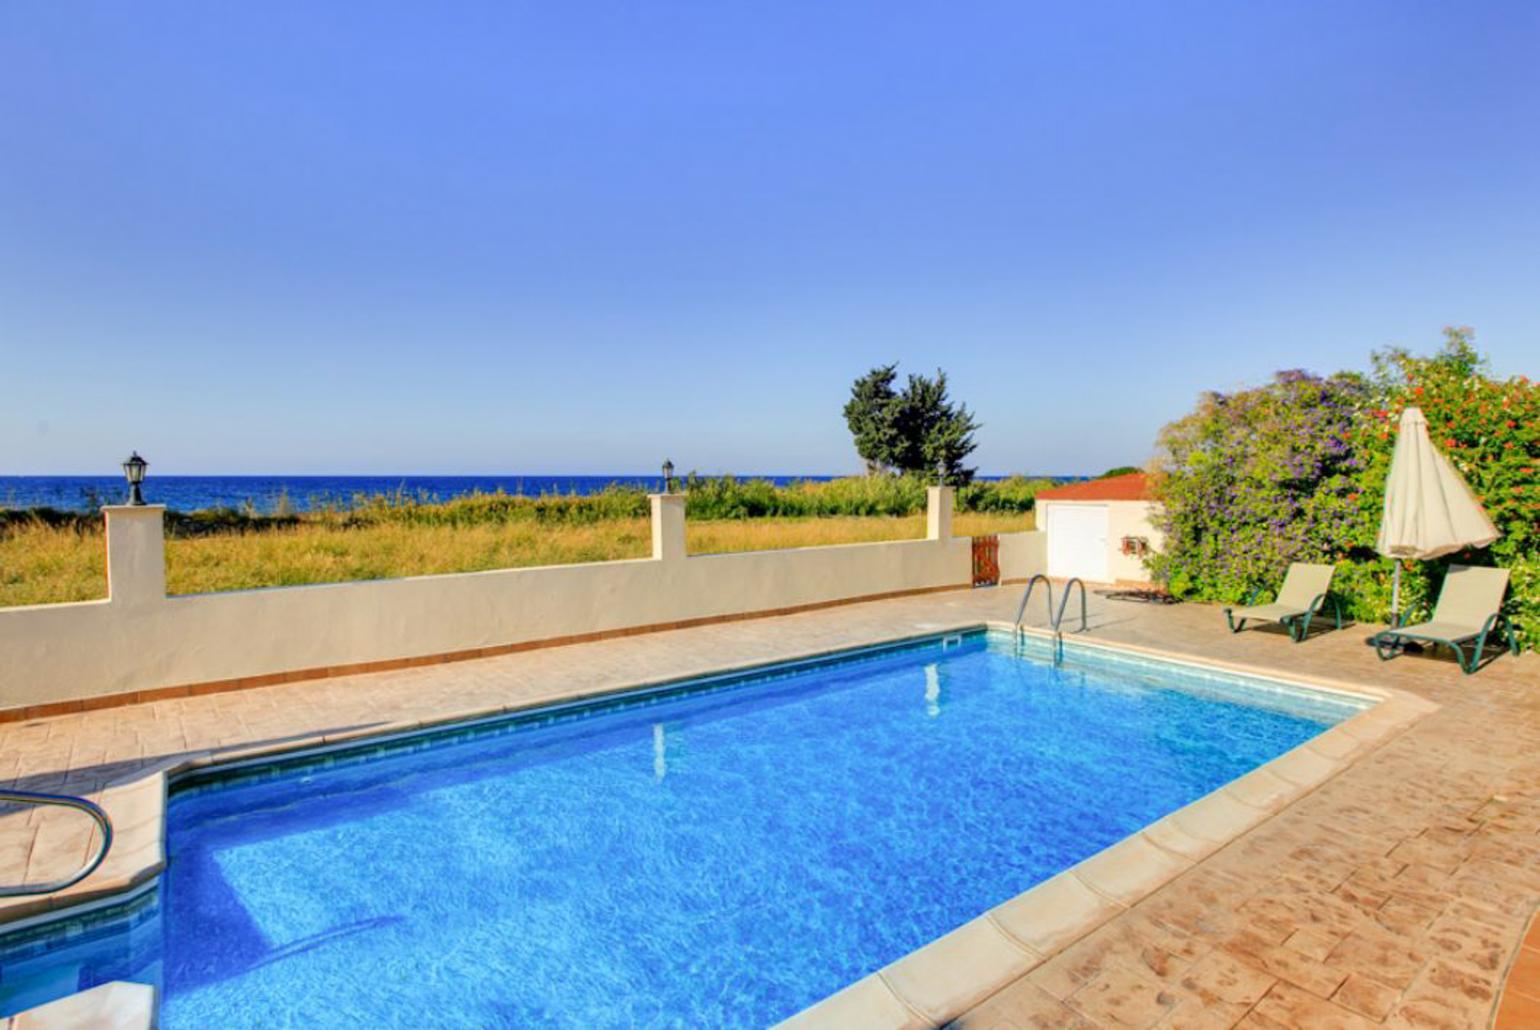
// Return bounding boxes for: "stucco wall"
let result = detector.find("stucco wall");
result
[998,530,1048,582]
[1107,501,1164,583]
[0,495,1048,714]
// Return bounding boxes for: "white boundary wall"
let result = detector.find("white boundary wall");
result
[0,490,1046,713]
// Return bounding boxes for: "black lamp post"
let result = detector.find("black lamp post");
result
[936,455,948,488]
[122,452,149,506]
[661,458,675,494]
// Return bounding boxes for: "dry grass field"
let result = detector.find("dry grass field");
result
[0,511,1033,607]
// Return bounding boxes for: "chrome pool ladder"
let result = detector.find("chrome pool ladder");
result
[1014,575,1088,664]
[1013,574,1054,629]
[0,790,113,897]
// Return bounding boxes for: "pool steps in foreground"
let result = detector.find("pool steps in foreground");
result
[5,982,154,1029]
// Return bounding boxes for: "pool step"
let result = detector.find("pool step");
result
[6,981,155,1030]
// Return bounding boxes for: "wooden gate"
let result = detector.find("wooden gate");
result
[971,534,1000,587]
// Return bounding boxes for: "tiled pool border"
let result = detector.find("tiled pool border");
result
[0,621,1438,1028]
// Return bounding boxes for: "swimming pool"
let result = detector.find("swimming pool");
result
[0,629,1367,1026]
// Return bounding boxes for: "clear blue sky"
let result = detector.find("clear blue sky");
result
[3,2,1537,477]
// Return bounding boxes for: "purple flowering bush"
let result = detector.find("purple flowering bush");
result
[1149,370,1372,603]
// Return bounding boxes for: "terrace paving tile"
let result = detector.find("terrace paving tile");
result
[1332,972,1402,1021]
[1282,928,1342,963]
[1066,964,1184,1028]
[1246,981,1378,1029]
[0,585,1537,1028]
[1175,950,1277,1008]
[949,977,1094,1029]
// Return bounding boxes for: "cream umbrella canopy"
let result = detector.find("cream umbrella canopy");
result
[1376,406,1500,623]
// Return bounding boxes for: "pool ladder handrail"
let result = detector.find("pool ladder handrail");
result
[1013,574,1054,630]
[0,790,113,897]
[1055,577,1088,635]
[1014,575,1089,664]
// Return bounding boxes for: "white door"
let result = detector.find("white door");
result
[1046,504,1110,582]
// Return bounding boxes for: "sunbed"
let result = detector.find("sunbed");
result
[1371,565,1517,674]
[1223,562,1341,643]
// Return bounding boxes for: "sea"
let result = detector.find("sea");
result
[0,475,833,514]
[0,473,1075,515]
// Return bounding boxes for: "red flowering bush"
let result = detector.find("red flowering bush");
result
[1351,329,1537,650]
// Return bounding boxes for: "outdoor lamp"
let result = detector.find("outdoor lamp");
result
[661,459,675,494]
[122,452,149,506]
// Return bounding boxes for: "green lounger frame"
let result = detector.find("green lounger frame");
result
[1223,562,1343,644]
[1371,565,1518,675]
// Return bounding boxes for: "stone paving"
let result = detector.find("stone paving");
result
[1,585,1537,1028]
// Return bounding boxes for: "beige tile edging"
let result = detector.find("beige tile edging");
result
[775,624,1439,1029]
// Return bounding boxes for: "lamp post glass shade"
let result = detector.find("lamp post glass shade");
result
[661,459,675,494]
[122,452,148,506]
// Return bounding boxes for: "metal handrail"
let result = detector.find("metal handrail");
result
[0,790,113,897]
[1055,577,1088,634]
[1013,574,1055,629]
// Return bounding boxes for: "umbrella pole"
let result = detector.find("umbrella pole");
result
[1391,560,1401,628]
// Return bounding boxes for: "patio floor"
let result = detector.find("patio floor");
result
[2,585,1537,1028]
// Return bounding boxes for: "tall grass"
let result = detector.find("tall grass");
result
[0,474,1054,536]
[0,508,1033,607]
[0,517,106,606]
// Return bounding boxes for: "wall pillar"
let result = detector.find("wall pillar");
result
[104,505,167,607]
[650,493,686,562]
[926,486,954,541]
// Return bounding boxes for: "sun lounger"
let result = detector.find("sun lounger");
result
[1371,565,1517,674]
[1224,562,1341,643]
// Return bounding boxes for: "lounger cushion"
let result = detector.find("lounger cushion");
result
[1227,603,1307,623]
[1228,563,1335,625]
[1431,566,1510,627]
[1382,620,1486,644]
[1274,563,1336,610]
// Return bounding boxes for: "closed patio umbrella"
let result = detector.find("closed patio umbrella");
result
[1376,406,1499,624]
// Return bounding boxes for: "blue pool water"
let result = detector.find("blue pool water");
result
[0,632,1363,1026]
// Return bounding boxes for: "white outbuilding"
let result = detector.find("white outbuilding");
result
[1035,472,1162,585]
